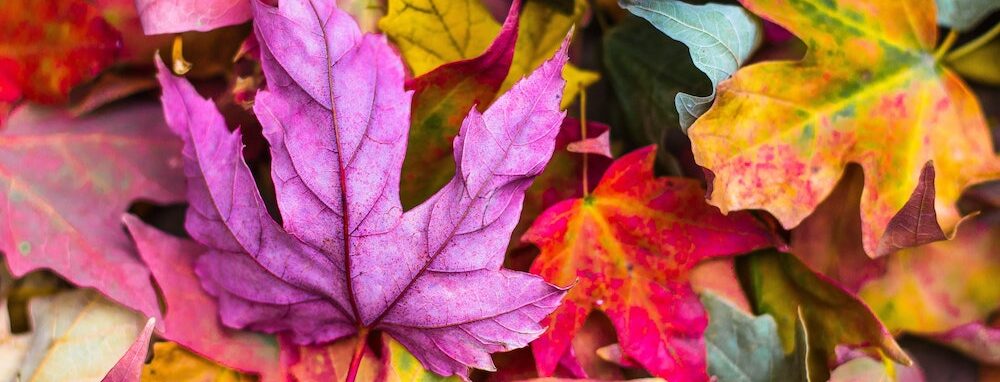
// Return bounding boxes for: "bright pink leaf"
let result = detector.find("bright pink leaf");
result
[135,0,251,34]
[0,103,184,321]
[566,130,611,158]
[156,0,571,377]
[124,215,283,382]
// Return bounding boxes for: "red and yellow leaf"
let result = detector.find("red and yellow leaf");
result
[525,146,777,381]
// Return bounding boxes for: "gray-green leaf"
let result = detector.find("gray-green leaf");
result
[702,292,805,382]
[935,0,1000,31]
[619,0,761,131]
[604,16,707,174]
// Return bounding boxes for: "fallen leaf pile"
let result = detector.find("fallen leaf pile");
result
[0,0,998,380]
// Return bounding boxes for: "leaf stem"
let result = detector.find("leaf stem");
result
[579,83,589,198]
[946,21,1000,61]
[345,328,369,382]
[933,30,959,61]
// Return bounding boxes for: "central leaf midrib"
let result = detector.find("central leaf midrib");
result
[306,0,363,325]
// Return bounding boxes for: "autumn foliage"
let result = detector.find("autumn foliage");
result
[0,0,998,381]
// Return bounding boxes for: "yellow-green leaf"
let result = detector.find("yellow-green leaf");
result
[689,0,1000,257]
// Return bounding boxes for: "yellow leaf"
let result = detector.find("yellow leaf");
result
[380,0,598,106]
[142,342,252,382]
[379,0,500,76]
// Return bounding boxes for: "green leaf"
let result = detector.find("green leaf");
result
[703,292,805,382]
[617,0,762,130]
[603,16,707,172]
[737,250,911,382]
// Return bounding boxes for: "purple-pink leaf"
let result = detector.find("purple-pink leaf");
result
[135,0,252,34]
[0,103,184,322]
[102,318,155,382]
[156,0,571,377]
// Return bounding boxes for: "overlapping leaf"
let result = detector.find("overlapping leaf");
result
[793,169,1000,344]
[0,0,121,105]
[135,0,252,34]
[702,292,804,382]
[618,0,761,130]
[400,1,521,208]
[157,0,571,377]
[380,0,598,107]
[288,336,383,381]
[858,218,1000,335]
[14,290,145,381]
[142,342,254,382]
[102,318,156,382]
[689,0,1000,257]
[0,103,184,321]
[602,16,706,173]
[125,216,282,381]
[935,0,1000,31]
[525,146,777,381]
[738,250,911,381]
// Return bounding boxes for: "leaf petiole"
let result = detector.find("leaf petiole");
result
[346,328,370,382]
[946,21,1000,61]
[933,30,959,61]
[580,82,590,198]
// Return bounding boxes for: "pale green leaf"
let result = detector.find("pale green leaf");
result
[703,292,805,382]
[935,0,1000,31]
[618,0,761,130]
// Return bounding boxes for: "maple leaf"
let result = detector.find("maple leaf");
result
[125,215,282,381]
[142,342,253,382]
[13,290,147,381]
[619,0,762,130]
[524,146,777,381]
[0,103,184,323]
[602,16,707,173]
[400,1,520,209]
[102,318,156,382]
[688,0,1000,257]
[0,0,121,106]
[701,292,804,381]
[156,0,570,377]
[737,250,911,382]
